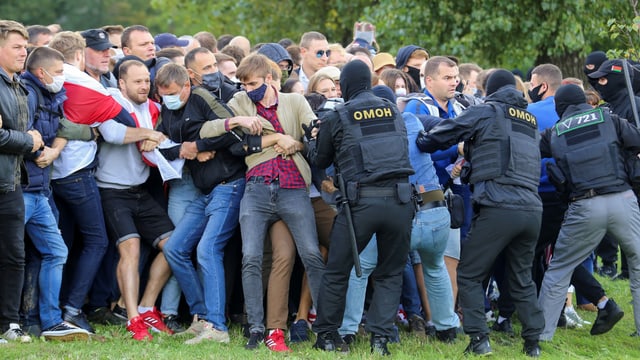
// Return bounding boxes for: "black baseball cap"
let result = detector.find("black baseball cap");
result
[81,29,114,51]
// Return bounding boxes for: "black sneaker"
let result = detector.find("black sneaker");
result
[245,330,264,350]
[591,298,624,335]
[370,334,391,356]
[87,307,126,326]
[598,263,617,279]
[63,311,95,334]
[313,331,349,353]
[425,324,437,337]
[523,338,541,357]
[464,334,492,356]
[342,333,356,345]
[112,304,128,321]
[164,314,186,334]
[408,314,427,338]
[42,322,89,341]
[436,327,457,343]
[491,318,515,336]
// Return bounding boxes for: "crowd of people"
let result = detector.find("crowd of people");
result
[1,18,640,357]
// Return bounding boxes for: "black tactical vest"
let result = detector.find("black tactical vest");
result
[468,102,540,191]
[550,107,627,195]
[334,96,414,185]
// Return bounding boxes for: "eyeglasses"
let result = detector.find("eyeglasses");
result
[315,49,332,58]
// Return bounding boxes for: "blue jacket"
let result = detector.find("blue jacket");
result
[404,113,440,191]
[527,96,557,193]
[20,71,68,192]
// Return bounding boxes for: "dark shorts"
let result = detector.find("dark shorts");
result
[99,186,174,248]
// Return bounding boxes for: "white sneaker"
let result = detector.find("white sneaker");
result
[185,321,229,345]
[3,323,32,343]
[0,338,7,344]
[565,306,591,325]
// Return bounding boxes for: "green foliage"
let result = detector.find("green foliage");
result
[0,0,158,32]
[1,0,636,79]
[602,16,640,60]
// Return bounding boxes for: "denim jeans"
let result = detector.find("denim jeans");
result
[162,171,202,316]
[339,237,377,336]
[164,178,244,330]
[52,169,108,310]
[239,181,324,333]
[0,188,26,331]
[401,255,423,319]
[411,206,459,330]
[23,191,68,330]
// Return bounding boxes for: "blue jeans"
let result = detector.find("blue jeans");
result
[162,171,202,316]
[24,191,68,330]
[339,237,377,336]
[52,169,108,311]
[411,206,459,330]
[401,254,424,318]
[164,178,244,330]
[239,181,324,333]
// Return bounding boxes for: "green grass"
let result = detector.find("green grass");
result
[3,274,640,359]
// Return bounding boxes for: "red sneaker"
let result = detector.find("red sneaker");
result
[127,315,152,341]
[140,307,174,335]
[265,329,291,352]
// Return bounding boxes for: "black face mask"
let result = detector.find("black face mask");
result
[528,83,547,103]
[201,72,224,91]
[406,65,421,90]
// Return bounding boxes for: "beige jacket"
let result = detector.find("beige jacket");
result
[199,90,315,185]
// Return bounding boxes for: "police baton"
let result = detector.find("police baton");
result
[622,59,640,128]
[337,173,362,277]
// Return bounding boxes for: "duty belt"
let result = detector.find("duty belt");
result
[359,187,396,197]
[570,188,598,202]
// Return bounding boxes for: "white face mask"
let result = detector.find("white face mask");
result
[420,77,426,91]
[111,48,124,62]
[395,88,407,96]
[43,69,65,93]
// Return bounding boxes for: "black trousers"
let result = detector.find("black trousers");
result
[312,196,414,338]
[458,206,544,340]
[0,188,26,331]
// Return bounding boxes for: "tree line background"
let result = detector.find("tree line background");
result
[2,0,639,80]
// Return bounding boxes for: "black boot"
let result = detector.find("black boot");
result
[591,298,624,335]
[523,338,541,357]
[464,334,492,356]
[370,334,391,356]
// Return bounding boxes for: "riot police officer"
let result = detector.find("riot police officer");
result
[416,69,544,357]
[538,84,640,340]
[308,59,415,355]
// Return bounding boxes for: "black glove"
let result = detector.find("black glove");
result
[301,120,318,142]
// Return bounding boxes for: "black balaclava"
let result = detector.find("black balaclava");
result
[554,84,587,118]
[596,72,625,102]
[485,69,516,96]
[340,60,372,102]
[584,51,608,88]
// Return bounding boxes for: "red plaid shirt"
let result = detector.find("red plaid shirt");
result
[246,97,306,189]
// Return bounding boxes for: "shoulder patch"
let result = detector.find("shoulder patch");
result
[555,108,604,136]
[349,105,396,122]
[505,105,537,128]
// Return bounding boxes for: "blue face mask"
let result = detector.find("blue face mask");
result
[247,83,267,103]
[162,93,183,110]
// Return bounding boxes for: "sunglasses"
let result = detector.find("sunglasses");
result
[315,49,332,58]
